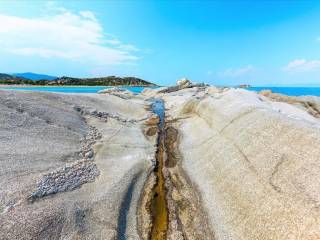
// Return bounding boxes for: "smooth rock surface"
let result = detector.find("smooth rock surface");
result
[0,90,155,240]
[163,87,320,239]
[2,86,320,239]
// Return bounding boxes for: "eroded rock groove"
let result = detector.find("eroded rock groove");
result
[150,99,168,240]
[143,98,214,240]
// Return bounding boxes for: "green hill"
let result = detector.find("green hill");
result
[0,74,155,86]
[0,73,34,84]
[45,76,155,86]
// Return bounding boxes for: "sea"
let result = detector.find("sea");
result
[0,86,158,94]
[248,87,320,97]
[1,86,320,97]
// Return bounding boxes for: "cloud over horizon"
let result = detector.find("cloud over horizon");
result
[0,8,138,68]
[283,59,320,73]
[218,65,255,78]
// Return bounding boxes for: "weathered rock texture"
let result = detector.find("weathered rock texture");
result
[0,90,155,240]
[28,160,99,201]
[162,86,320,239]
[2,84,320,240]
[259,89,320,118]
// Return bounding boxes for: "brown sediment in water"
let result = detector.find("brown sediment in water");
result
[150,122,168,240]
[164,126,179,168]
[146,126,158,136]
[142,99,213,240]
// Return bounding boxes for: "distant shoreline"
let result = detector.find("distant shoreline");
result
[0,84,158,87]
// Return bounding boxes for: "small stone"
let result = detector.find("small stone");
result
[85,150,94,158]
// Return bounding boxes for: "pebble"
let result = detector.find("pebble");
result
[85,150,93,158]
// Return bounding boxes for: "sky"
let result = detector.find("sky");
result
[1,0,320,86]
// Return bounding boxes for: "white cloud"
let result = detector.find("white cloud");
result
[283,59,320,72]
[219,65,254,78]
[118,44,139,52]
[45,1,68,13]
[0,9,138,66]
[79,11,97,21]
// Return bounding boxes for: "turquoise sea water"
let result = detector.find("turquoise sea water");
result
[0,86,158,94]
[1,86,320,97]
[248,87,320,97]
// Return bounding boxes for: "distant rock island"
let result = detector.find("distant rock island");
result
[0,73,156,86]
[237,84,252,88]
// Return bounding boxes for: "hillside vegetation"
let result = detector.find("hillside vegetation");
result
[0,73,155,86]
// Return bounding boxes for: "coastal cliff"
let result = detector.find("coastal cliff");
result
[1,83,320,239]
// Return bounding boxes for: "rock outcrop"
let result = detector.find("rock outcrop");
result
[163,86,320,239]
[0,90,155,239]
[157,77,207,93]
[176,77,192,87]
[2,85,320,239]
[259,89,320,118]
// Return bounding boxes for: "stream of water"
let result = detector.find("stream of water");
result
[150,99,168,240]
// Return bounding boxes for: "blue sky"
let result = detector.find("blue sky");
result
[1,1,320,86]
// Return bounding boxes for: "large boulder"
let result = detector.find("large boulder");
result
[97,87,126,94]
[98,87,136,99]
[176,77,192,87]
[158,77,204,94]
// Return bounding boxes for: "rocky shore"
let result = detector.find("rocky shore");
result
[1,81,320,239]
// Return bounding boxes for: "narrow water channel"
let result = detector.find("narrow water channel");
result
[150,99,168,240]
